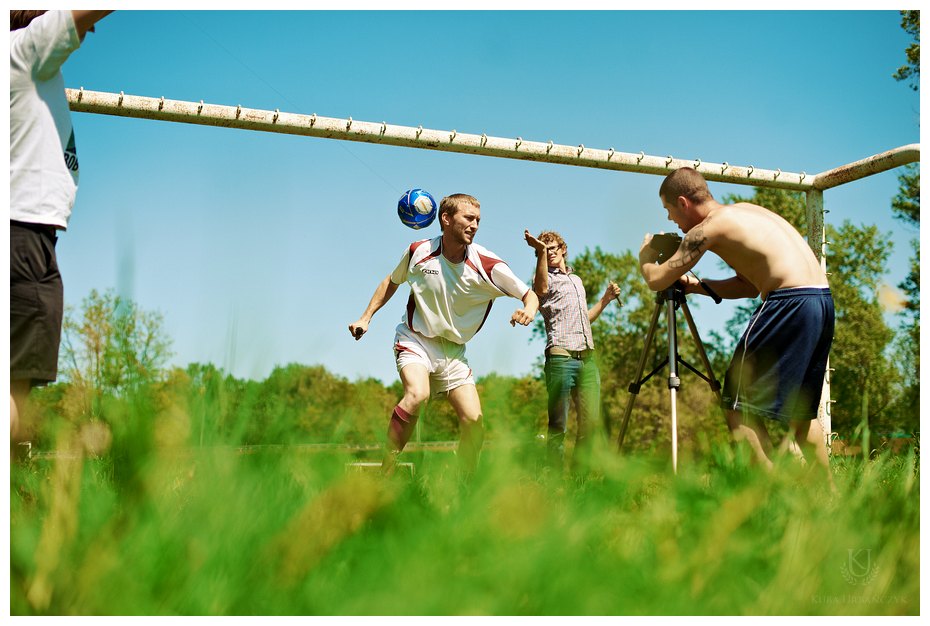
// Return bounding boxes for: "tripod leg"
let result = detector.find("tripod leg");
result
[666,295,681,474]
[617,299,664,451]
[679,299,723,402]
[670,388,678,474]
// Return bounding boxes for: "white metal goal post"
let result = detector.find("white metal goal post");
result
[66,87,921,451]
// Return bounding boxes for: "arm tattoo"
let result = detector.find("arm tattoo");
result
[669,224,707,269]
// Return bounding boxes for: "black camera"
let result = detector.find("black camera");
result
[649,232,682,264]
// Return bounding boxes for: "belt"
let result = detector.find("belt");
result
[546,347,595,360]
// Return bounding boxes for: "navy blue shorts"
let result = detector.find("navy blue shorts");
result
[721,287,834,424]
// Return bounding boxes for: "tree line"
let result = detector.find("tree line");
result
[23,181,918,456]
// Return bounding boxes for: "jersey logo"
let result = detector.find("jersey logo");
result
[63,130,79,172]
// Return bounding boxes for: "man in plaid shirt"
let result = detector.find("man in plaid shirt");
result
[525,230,621,471]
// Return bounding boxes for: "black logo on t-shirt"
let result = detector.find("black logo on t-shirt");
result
[63,130,79,172]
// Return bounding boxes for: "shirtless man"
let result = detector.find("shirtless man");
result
[639,167,834,478]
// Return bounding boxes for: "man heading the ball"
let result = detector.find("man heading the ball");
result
[640,167,834,484]
[349,194,539,475]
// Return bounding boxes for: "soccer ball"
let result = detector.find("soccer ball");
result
[397,189,438,230]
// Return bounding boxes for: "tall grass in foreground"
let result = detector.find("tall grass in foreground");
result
[10,397,919,615]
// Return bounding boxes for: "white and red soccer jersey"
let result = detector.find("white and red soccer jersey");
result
[390,236,530,344]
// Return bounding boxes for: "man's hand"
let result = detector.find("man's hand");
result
[510,308,534,327]
[602,281,622,305]
[676,274,701,294]
[524,230,547,255]
[348,319,369,340]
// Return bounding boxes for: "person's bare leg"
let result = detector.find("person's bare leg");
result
[726,410,775,470]
[447,383,483,476]
[383,364,429,475]
[793,418,836,491]
[11,379,31,446]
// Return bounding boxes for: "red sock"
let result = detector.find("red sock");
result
[387,405,417,451]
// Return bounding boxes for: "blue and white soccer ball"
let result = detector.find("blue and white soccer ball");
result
[397,189,438,230]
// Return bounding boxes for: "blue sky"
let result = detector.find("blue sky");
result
[49,9,919,385]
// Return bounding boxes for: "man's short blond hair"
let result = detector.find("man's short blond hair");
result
[439,194,479,231]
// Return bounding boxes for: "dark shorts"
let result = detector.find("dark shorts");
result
[10,220,64,386]
[721,287,834,424]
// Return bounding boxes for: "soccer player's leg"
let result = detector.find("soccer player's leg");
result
[383,364,430,476]
[447,383,483,475]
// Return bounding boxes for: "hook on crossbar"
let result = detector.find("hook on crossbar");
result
[637,151,645,164]
[577,144,585,157]
[773,168,781,181]
[799,171,806,183]
[235,104,240,118]
[450,129,457,142]
[481,133,488,147]
[380,121,387,136]
[416,125,423,139]
[546,140,553,154]
[665,156,673,167]
[608,148,615,161]
[346,116,352,131]
[747,165,754,177]
[721,162,729,174]
[118,91,124,107]
[78,87,84,102]
[159,96,166,111]
[694,158,701,169]
[310,113,317,127]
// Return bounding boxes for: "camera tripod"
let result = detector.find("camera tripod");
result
[615,284,722,472]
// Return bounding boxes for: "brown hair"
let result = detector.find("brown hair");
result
[438,193,479,231]
[10,10,47,31]
[659,167,714,205]
[537,230,567,257]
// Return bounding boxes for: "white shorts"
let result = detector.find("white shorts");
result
[393,323,475,394]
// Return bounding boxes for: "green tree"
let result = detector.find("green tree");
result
[236,364,395,445]
[892,10,920,91]
[58,289,172,415]
[888,11,920,431]
[891,163,920,226]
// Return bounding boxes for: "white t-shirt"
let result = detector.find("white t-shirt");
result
[10,10,82,229]
[391,236,530,344]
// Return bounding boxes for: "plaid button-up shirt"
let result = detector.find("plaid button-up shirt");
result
[539,266,595,352]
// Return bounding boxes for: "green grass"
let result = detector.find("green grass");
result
[10,421,919,616]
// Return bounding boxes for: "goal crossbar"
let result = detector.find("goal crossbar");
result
[67,89,919,193]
